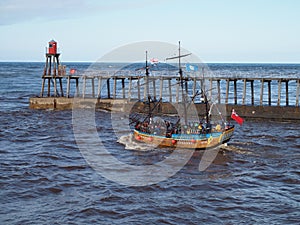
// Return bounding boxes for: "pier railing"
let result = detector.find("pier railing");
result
[40,71,300,107]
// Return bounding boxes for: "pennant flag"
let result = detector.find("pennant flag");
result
[231,109,244,125]
[186,64,198,71]
[150,58,159,64]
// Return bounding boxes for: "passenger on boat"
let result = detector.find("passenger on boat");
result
[135,122,142,130]
[215,124,221,132]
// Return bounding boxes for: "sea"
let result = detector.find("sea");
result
[0,62,300,224]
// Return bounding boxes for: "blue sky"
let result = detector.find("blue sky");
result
[0,0,299,62]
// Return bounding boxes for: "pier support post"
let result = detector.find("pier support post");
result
[59,78,64,97]
[97,77,102,99]
[41,78,45,97]
[137,78,141,100]
[267,81,271,106]
[152,79,156,101]
[277,79,282,106]
[82,76,86,98]
[242,79,246,105]
[233,79,237,105]
[53,78,57,97]
[122,78,125,99]
[128,77,132,101]
[47,78,51,97]
[296,79,300,107]
[185,79,188,94]
[75,78,79,97]
[91,78,95,98]
[159,77,163,101]
[53,58,57,76]
[217,79,221,104]
[225,79,229,104]
[260,79,264,106]
[285,80,289,106]
[251,80,254,105]
[168,79,172,102]
[48,57,52,75]
[66,76,70,98]
[193,77,196,97]
[144,76,148,101]
[107,78,111,99]
[113,78,117,99]
[200,79,203,92]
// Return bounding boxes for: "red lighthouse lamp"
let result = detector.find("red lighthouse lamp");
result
[48,39,57,55]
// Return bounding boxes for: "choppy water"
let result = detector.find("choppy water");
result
[1,62,300,224]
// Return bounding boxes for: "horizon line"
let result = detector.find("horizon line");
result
[0,60,299,64]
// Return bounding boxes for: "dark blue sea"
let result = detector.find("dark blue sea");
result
[0,62,300,224]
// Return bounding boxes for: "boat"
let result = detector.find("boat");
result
[132,42,235,150]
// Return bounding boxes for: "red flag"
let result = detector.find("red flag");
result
[231,109,244,125]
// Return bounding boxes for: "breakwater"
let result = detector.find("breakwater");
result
[30,72,300,120]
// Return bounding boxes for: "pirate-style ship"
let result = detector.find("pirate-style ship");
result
[132,42,235,149]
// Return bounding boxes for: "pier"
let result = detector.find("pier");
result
[36,73,300,106]
[30,71,300,120]
[30,40,300,120]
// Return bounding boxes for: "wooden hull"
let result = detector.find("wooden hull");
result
[133,127,235,150]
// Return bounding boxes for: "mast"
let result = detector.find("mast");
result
[142,50,162,123]
[166,41,192,125]
[201,67,210,124]
[144,51,150,102]
[145,51,149,78]
[204,92,210,124]
[145,51,151,117]
[178,41,188,125]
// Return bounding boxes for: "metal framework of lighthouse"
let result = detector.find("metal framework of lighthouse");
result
[40,40,66,97]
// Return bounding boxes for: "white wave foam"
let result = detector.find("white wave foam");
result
[117,134,155,151]
[220,143,253,155]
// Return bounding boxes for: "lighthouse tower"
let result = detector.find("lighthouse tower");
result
[40,40,65,97]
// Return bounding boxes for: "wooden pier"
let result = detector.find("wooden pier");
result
[30,71,300,120]
[37,72,300,107]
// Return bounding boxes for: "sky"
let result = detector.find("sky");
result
[0,0,299,63]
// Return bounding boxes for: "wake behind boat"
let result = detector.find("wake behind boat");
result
[131,42,235,150]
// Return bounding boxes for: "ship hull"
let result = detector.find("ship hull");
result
[133,127,235,150]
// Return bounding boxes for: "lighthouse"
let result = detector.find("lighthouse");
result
[48,39,57,55]
[40,40,65,97]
